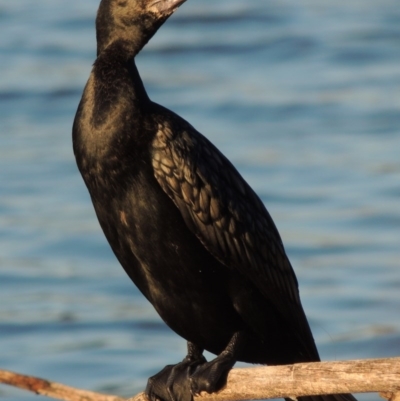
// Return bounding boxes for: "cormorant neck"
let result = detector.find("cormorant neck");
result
[128,59,151,104]
[93,40,151,106]
[96,27,155,58]
[97,37,141,60]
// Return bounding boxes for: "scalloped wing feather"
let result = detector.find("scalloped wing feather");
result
[151,122,310,335]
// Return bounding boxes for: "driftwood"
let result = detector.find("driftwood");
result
[0,369,124,401]
[0,357,399,401]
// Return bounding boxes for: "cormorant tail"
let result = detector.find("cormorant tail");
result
[294,393,358,401]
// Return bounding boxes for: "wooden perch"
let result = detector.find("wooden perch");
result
[129,357,400,401]
[0,369,125,401]
[0,357,399,401]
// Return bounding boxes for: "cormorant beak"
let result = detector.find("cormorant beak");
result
[148,0,187,16]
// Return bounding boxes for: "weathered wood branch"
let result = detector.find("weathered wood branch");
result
[129,357,400,401]
[0,369,125,401]
[196,357,400,401]
[0,357,399,401]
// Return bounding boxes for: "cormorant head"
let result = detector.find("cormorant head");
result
[96,0,186,56]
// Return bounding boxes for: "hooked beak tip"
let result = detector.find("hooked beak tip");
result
[149,0,187,15]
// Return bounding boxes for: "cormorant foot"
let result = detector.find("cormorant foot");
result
[189,351,236,396]
[146,355,207,401]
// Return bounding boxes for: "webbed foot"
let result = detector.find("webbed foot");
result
[189,331,243,396]
[145,354,206,401]
[189,350,236,395]
[146,334,243,401]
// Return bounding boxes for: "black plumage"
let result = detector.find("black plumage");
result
[73,1,357,401]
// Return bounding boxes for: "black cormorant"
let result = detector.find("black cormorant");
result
[72,1,357,401]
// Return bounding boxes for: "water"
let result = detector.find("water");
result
[1,0,399,400]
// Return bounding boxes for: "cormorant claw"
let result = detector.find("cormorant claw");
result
[145,355,207,401]
[189,351,236,396]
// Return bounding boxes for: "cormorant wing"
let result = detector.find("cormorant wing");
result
[152,118,310,338]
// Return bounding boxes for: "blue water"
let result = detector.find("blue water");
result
[1,0,399,400]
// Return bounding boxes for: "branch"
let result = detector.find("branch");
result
[0,369,125,401]
[1,357,399,401]
[128,357,400,401]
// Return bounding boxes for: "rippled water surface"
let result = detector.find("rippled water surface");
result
[1,0,400,400]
